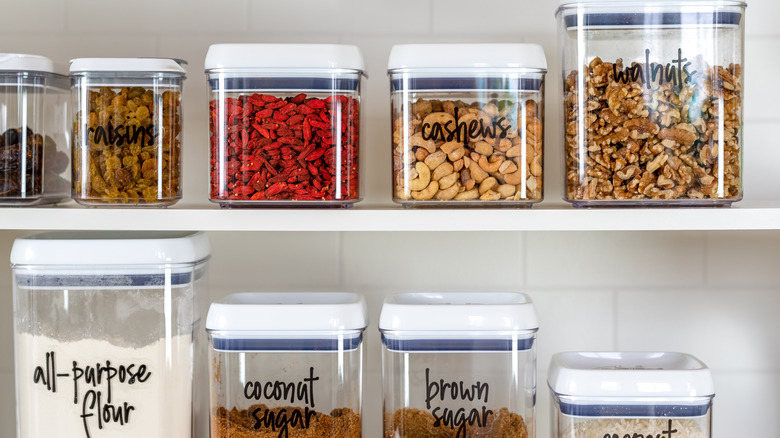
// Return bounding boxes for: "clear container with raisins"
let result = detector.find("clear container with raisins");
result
[206,293,367,438]
[388,44,547,207]
[380,293,538,438]
[205,44,364,208]
[557,0,746,206]
[0,54,70,206]
[70,58,186,207]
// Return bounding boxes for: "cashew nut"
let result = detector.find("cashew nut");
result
[480,190,501,201]
[439,172,459,190]
[499,160,518,174]
[411,180,439,200]
[424,151,447,170]
[454,188,479,200]
[479,177,498,195]
[409,133,437,153]
[474,141,493,156]
[506,145,522,158]
[435,182,460,200]
[440,140,462,155]
[530,156,542,176]
[497,184,516,198]
[432,162,454,181]
[478,155,503,173]
[452,158,464,172]
[447,147,466,162]
[495,138,512,152]
[504,168,525,185]
[468,161,489,183]
[409,162,431,191]
[414,147,429,161]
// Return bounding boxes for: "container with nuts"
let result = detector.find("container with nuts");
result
[388,44,546,207]
[557,0,746,206]
[70,58,185,207]
[0,54,70,206]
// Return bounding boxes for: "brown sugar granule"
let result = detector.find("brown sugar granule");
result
[385,407,528,438]
[212,404,361,438]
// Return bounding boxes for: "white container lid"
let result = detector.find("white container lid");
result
[559,0,744,5]
[0,53,56,74]
[548,352,715,398]
[388,44,547,72]
[557,0,745,23]
[206,292,367,332]
[70,58,187,74]
[379,292,538,332]
[10,231,210,266]
[205,44,365,73]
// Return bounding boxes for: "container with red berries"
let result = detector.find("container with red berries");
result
[205,44,364,207]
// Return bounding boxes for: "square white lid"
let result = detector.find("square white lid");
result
[548,352,715,398]
[205,44,365,73]
[379,292,538,332]
[557,0,745,20]
[0,53,57,74]
[206,292,367,332]
[70,58,187,74]
[388,44,547,72]
[10,231,210,266]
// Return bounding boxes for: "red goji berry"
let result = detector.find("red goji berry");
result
[265,182,287,196]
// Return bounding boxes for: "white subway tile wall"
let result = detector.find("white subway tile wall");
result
[1,0,779,437]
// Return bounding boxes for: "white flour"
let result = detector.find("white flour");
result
[16,333,193,438]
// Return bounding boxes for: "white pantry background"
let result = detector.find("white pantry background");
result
[1,0,780,437]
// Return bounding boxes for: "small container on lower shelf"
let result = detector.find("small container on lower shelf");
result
[206,292,367,438]
[379,292,538,438]
[548,352,715,438]
[0,54,70,206]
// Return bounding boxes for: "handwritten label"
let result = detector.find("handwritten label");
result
[603,419,679,438]
[87,124,158,147]
[424,368,493,438]
[32,351,152,438]
[243,367,321,438]
[421,107,513,143]
[612,49,698,91]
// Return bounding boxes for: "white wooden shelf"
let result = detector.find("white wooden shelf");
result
[2,201,780,232]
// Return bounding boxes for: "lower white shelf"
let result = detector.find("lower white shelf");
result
[2,201,780,231]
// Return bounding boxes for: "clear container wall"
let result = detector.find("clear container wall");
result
[0,72,69,205]
[382,333,536,438]
[71,73,184,207]
[390,73,544,206]
[12,262,207,438]
[558,2,745,206]
[208,73,362,207]
[550,395,713,438]
[208,334,363,437]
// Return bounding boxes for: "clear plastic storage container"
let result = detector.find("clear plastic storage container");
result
[205,44,364,207]
[70,58,186,207]
[379,293,538,438]
[0,54,69,205]
[548,352,714,438]
[557,1,745,206]
[207,292,367,438]
[11,231,210,438]
[389,44,546,207]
